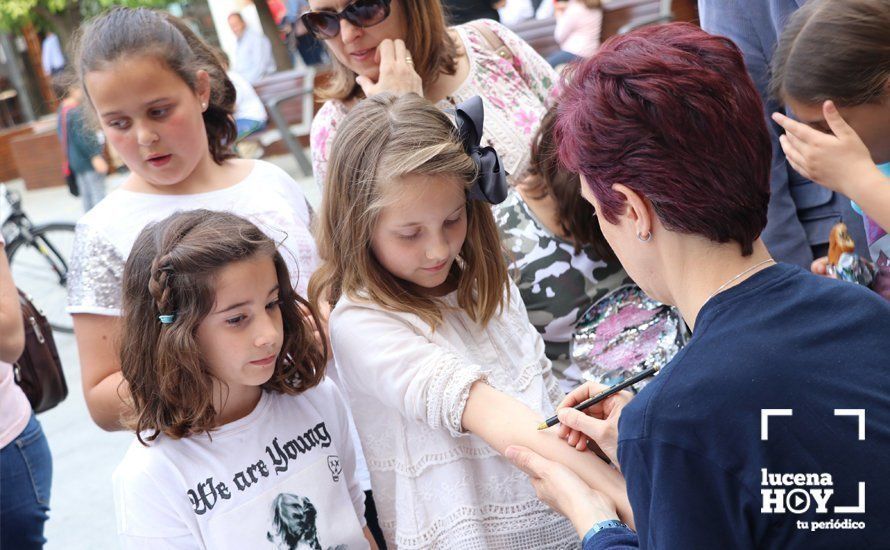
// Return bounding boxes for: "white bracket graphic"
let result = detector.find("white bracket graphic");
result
[761,409,793,441]
[834,409,865,440]
[834,482,866,514]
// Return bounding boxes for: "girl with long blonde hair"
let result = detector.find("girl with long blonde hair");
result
[310,93,631,548]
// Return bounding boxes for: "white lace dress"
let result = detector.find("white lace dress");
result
[329,280,580,549]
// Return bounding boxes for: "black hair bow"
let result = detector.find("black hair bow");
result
[455,96,509,205]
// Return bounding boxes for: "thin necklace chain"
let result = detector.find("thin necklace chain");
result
[707,258,776,302]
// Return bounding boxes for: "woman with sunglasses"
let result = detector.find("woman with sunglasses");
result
[304,0,559,190]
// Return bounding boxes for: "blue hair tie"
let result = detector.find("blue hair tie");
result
[158,314,176,324]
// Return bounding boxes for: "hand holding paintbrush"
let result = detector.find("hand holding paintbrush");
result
[541,367,658,466]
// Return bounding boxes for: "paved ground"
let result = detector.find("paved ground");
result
[5,155,318,549]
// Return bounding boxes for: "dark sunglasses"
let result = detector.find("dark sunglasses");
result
[301,0,392,40]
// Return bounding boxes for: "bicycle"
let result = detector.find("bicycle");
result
[1,183,77,334]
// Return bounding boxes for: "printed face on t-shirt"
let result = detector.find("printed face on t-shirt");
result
[196,253,283,419]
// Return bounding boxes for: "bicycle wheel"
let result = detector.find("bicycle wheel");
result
[7,222,77,334]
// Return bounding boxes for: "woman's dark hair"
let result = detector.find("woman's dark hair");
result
[120,210,326,443]
[771,0,890,107]
[522,107,615,260]
[557,23,771,256]
[74,7,237,163]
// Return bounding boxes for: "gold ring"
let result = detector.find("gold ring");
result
[405,56,413,65]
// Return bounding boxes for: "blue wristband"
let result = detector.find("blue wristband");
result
[582,519,629,547]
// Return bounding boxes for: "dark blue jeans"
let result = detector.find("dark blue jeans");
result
[1,413,52,549]
[547,49,580,67]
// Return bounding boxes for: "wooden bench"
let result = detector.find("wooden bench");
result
[509,18,560,59]
[603,0,667,39]
[11,129,65,190]
[251,67,317,176]
[0,124,34,182]
[7,118,65,190]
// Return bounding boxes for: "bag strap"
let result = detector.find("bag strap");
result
[468,20,513,64]
[59,103,73,177]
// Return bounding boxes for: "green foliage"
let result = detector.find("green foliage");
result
[0,0,168,34]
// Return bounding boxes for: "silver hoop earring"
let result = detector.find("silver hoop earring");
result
[637,231,652,242]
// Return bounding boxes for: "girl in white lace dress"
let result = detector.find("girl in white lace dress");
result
[310,94,632,549]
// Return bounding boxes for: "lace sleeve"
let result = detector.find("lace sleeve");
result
[544,362,565,410]
[421,350,490,437]
[505,278,565,408]
[330,302,488,437]
[66,223,125,316]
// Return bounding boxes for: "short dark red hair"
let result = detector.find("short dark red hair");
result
[557,23,771,255]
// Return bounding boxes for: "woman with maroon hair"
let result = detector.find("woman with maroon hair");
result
[504,23,890,548]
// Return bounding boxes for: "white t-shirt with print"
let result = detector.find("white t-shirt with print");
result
[66,160,373,492]
[66,159,318,316]
[113,379,367,549]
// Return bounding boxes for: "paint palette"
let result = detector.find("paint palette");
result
[571,285,687,391]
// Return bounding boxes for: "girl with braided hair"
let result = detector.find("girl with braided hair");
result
[113,210,376,549]
[66,7,319,433]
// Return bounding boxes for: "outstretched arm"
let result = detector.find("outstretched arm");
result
[462,381,634,528]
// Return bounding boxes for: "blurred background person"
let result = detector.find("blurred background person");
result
[699,0,870,268]
[548,0,602,67]
[228,11,276,84]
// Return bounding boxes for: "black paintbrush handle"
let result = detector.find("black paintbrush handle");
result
[539,366,659,429]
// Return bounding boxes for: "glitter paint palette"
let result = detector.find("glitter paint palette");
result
[571,285,688,392]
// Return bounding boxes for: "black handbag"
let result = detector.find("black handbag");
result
[65,171,80,197]
[13,290,68,413]
[60,103,80,197]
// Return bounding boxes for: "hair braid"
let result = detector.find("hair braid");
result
[146,211,209,319]
[149,256,175,317]
[120,209,328,440]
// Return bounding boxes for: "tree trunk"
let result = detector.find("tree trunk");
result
[35,2,82,58]
[254,0,292,71]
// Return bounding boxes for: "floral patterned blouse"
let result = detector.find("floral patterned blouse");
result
[309,19,560,189]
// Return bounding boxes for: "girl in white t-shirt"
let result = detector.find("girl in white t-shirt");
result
[67,7,319,432]
[113,209,375,549]
[309,93,632,548]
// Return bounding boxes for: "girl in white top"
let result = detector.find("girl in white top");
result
[113,210,374,549]
[310,94,632,549]
[67,8,318,431]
